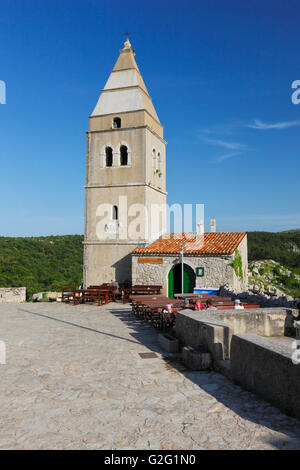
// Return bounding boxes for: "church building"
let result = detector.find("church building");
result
[83,38,248,295]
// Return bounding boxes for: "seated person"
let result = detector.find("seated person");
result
[194,298,206,311]
[110,281,119,294]
[234,299,244,310]
[206,299,217,310]
[165,303,173,313]
[183,298,190,309]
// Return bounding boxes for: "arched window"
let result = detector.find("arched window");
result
[112,205,118,220]
[113,117,121,129]
[157,152,161,171]
[152,149,156,169]
[120,145,128,166]
[106,146,113,167]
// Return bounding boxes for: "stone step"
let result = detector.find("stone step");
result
[214,359,232,380]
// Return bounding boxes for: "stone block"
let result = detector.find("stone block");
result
[158,333,179,353]
[176,310,231,360]
[231,333,300,420]
[0,287,26,303]
[182,346,212,370]
[32,293,43,302]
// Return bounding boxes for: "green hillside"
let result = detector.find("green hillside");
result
[0,235,84,299]
[247,231,300,270]
[0,231,299,300]
[247,231,300,297]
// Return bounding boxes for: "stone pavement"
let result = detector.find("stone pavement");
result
[0,302,300,450]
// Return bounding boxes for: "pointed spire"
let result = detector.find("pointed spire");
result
[90,37,160,123]
[112,36,138,73]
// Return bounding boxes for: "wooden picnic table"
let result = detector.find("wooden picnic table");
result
[134,296,181,304]
[61,286,76,303]
[122,286,163,303]
[88,285,118,303]
[134,301,183,329]
[129,294,167,302]
[72,289,108,306]
[174,293,210,298]
[131,295,185,329]
[131,285,162,295]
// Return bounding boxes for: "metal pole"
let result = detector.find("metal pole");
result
[180,247,184,295]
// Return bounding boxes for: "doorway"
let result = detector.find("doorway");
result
[168,263,196,298]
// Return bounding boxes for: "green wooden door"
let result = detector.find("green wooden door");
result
[183,264,196,294]
[168,263,196,298]
[168,266,174,298]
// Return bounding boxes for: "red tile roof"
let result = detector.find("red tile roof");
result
[132,232,246,256]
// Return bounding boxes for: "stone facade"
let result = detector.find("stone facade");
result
[0,287,26,303]
[132,236,248,295]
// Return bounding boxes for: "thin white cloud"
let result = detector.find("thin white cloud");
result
[201,135,245,163]
[202,125,236,135]
[249,119,300,130]
[215,152,242,163]
[202,136,244,151]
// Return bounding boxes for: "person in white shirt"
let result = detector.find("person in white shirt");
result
[206,299,217,311]
[234,299,244,310]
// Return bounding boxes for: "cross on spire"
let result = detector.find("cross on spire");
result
[124,31,131,39]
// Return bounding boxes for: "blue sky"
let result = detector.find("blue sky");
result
[0,0,299,236]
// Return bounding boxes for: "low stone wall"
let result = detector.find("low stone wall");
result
[32,292,61,302]
[176,310,232,360]
[202,308,297,337]
[0,287,26,303]
[175,307,298,361]
[230,333,300,420]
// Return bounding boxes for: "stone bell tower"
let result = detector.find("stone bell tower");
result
[83,37,167,286]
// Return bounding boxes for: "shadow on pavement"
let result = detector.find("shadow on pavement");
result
[110,306,300,450]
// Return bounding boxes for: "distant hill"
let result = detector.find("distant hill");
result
[0,235,84,299]
[0,231,299,299]
[281,228,300,233]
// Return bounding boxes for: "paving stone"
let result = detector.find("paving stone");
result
[0,302,300,449]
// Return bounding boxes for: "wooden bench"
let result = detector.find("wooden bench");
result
[62,286,76,303]
[131,285,162,295]
[216,304,260,310]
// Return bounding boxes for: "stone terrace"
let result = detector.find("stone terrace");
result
[0,302,300,450]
